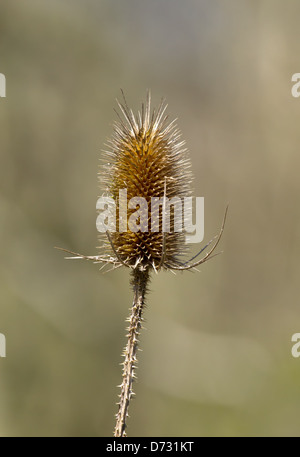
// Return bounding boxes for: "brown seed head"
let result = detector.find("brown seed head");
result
[99,91,193,271]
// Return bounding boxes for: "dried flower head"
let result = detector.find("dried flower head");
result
[92,91,226,274]
[99,90,193,271]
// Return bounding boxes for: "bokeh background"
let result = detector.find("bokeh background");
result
[1,0,300,437]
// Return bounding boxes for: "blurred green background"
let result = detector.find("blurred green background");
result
[1,0,300,437]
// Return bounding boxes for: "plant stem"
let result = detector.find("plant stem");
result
[114,268,149,437]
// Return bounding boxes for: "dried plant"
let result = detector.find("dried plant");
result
[56,91,227,437]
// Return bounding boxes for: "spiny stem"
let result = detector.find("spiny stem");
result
[114,268,149,437]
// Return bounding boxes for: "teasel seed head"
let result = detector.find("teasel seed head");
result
[56,91,227,272]
[99,91,193,272]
